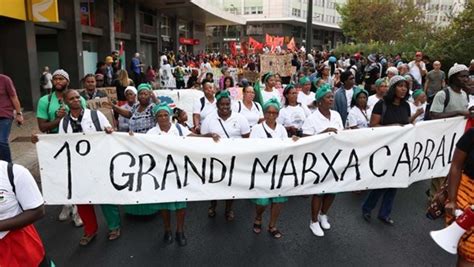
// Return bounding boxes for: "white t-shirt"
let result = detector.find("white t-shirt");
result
[261,88,282,105]
[302,109,344,135]
[345,89,354,110]
[408,60,427,85]
[278,104,311,129]
[250,121,288,139]
[0,162,44,239]
[367,95,382,110]
[201,112,250,138]
[58,109,111,134]
[232,100,263,128]
[409,102,426,123]
[200,62,212,73]
[146,122,191,136]
[193,96,217,123]
[297,91,316,107]
[347,106,371,128]
[469,95,474,109]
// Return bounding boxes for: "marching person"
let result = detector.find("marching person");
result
[79,74,108,100]
[278,84,311,137]
[297,76,316,110]
[201,90,250,221]
[347,87,371,129]
[259,72,282,105]
[445,128,474,267]
[117,86,138,132]
[367,78,389,109]
[36,69,85,227]
[362,75,412,225]
[147,103,196,246]
[112,83,160,216]
[302,83,343,237]
[250,98,288,239]
[232,85,264,129]
[0,74,24,163]
[57,89,121,245]
[192,82,217,134]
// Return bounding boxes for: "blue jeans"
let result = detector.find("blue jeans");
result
[362,188,397,219]
[0,118,12,162]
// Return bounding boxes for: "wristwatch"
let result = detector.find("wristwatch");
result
[16,112,22,116]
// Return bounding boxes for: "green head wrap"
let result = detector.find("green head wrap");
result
[152,103,172,116]
[375,78,387,87]
[262,72,274,84]
[299,76,311,86]
[315,83,332,101]
[352,86,369,102]
[313,77,322,88]
[262,97,281,112]
[412,89,424,99]
[283,84,295,95]
[137,83,152,93]
[215,90,231,102]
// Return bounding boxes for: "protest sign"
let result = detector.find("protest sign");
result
[260,54,293,77]
[37,117,467,205]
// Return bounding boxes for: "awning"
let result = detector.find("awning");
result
[140,0,245,26]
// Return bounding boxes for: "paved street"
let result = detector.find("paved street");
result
[13,113,456,266]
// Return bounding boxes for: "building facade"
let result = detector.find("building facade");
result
[207,0,348,53]
[0,0,243,110]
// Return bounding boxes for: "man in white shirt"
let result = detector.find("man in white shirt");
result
[192,82,217,134]
[408,51,427,86]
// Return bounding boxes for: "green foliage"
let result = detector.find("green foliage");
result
[334,1,473,68]
[336,0,429,43]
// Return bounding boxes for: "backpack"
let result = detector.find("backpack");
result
[7,162,23,210]
[62,110,102,133]
[40,73,48,86]
[238,101,260,113]
[200,97,205,112]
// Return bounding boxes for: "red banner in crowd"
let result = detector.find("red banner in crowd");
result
[229,41,237,56]
[287,37,296,52]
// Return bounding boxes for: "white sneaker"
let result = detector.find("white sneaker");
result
[71,205,83,227]
[310,221,324,237]
[318,214,331,230]
[58,205,72,221]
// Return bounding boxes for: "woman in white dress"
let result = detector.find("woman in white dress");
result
[347,87,371,129]
[259,72,282,105]
[302,83,344,237]
[278,84,311,137]
[232,85,264,129]
[297,76,316,110]
[250,98,288,239]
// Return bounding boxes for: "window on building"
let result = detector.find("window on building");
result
[244,6,263,15]
[113,0,124,32]
[178,20,189,38]
[161,16,170,37]
[246,24,263,35]
[292,8,301,17]
[80,0,96,27]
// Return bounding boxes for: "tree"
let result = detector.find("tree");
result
[336,0,429,43]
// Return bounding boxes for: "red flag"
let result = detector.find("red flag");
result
[249,37,263,53]
[287,37,296,51]
[273,36,284,48]
[265,34,274,48]
[241,41,248,55]
[229,41,237,56]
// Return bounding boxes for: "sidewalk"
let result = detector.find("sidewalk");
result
[10,111,40,180]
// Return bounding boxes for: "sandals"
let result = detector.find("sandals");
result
[79,233,97,246]
[108,228,121,241]
[208,206,216,218]
[268,226,283,239]
[253,219,262,234]
[225,210,235,221]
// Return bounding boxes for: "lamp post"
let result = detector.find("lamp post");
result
[306,0,313,52]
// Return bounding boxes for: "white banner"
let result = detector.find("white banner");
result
[37,117,467,205]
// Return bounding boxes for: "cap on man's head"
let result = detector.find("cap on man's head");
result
[448,63,469,79]
[52,69,70,82]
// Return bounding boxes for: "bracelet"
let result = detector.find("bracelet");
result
[16,112,22,115]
